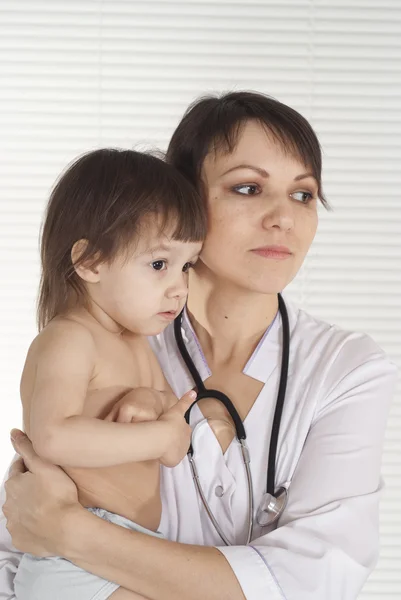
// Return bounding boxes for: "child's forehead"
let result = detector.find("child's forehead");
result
[134,219,179,254]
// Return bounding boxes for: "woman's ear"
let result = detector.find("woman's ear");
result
[71,239,101,283]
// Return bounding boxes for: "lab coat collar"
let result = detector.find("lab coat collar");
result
[243,295,299,383]
[175,295,299,386]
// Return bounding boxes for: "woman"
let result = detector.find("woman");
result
[1,91,397,600]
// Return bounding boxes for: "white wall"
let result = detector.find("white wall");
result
[0,1,400,597]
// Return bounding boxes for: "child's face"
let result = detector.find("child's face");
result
[91,222,202,336]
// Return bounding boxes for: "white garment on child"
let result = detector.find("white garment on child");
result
[14,507,163,600]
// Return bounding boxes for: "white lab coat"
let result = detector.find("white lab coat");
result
[0,299,398,599]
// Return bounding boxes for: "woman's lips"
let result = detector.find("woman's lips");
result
[251,246,292,260]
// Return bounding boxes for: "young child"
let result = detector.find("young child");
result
[14,148,206,600]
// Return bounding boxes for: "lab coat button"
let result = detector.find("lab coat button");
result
[215,485,224,497]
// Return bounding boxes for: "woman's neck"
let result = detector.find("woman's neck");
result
[187,264,278,367]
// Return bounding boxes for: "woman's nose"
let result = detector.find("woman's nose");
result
[261,196,294,232]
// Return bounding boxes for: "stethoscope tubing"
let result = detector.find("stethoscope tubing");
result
[266,294,289,495]
[174,293,290,545]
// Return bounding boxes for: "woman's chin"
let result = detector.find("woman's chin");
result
[236,272,296,296]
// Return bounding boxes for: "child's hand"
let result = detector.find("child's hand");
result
[158,390,196,467]
[104,388,176,423]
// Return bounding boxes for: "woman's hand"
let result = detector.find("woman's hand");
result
[3,429,81,557]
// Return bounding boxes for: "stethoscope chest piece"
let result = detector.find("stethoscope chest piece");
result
[256,487,288,527]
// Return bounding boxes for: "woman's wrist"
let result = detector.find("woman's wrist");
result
[55,503,91,560]
[58,503,137,579]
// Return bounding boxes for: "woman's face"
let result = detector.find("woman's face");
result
[199,120,319,294]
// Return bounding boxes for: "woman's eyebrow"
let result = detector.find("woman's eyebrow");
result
[220,165,317,184]
[294,172,316,182]
[221,164,269,178]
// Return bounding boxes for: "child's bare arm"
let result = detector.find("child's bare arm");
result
[104,388,179,424]
[27,320,188,468]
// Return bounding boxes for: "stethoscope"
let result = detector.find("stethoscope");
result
[173,293,290,546]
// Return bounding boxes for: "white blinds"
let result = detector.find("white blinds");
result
[0,1,400,597]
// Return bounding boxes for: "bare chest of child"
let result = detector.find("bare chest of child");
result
[21,323,168,533]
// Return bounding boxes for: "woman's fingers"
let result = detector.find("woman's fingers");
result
[10,429,47,475]
[4,429,81,556]
[8,455,26,477]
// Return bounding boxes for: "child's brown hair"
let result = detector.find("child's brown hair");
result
[38,148,207,330]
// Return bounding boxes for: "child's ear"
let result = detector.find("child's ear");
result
[71,239,101,283]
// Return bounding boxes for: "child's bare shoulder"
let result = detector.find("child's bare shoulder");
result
[27,315,96,364]
[21,317,97,404]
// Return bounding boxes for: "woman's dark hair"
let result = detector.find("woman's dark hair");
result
[38,148,206,330]
[166,90,327,207]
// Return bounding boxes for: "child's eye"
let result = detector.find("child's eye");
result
[232,184,261,196]
[182,262,193,273]
[151,260,167,271]
[291,191,315,203]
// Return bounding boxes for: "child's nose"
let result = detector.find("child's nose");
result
[166,274,188,299]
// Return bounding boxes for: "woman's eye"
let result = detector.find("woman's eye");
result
[291,191,314,203]
[151,260,167,271]
[232,184,260,196]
